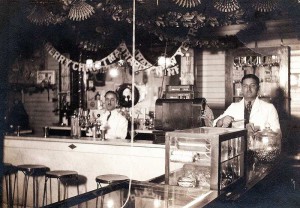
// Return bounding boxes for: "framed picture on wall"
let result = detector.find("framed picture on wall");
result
[37,70,55,85]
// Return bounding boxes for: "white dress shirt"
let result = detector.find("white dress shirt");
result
[213,97,281,137]
[99,109,128,139]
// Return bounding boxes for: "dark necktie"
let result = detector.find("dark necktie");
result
[107,111,111,121]
[244,101,252,127]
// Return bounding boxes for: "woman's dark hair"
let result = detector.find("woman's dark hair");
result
[94,92,101,100]
[241,74,260,86]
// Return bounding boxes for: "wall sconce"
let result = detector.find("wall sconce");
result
[86,59,102,70]
[158,55,171,68]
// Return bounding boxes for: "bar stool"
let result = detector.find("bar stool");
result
[42,170,79,206]
[95,174,129,208]
[17,164,50,208]
[3,163,18,208]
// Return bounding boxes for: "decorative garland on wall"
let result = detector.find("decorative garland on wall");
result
[44,42,184,76]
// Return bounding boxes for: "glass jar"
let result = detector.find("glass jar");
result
[253,124,280,163]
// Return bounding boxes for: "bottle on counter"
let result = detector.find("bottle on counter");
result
[60,96,70,126]
[71,110,81,139]
[62,112,68,126]
[95,114,102,139]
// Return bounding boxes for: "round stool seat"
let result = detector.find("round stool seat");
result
[17,164,50,175]
[96,174,129,184]
[17,164,50,208]
[95,174,129,208]
[4,163,12,173]
[45,170,78,178]
[4,163,17,175]
[43,170,79,205]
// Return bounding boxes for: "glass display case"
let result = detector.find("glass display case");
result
[165,127,247,195]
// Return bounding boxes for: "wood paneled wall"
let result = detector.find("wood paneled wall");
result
[290,50,300,119]
[194,50,226,118]
[23,54,59,135]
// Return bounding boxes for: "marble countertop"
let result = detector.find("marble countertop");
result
[4,134,165,148]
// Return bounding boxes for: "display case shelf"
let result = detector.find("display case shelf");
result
[165,127,247,195]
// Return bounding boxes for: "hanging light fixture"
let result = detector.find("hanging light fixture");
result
[85,59,102,71]
[109,67,119,78]
[94,61,101,69]
[158,55,172,68]
[85,59,93,69]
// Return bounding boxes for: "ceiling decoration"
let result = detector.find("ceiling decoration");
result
[25,0,95,25]
[26,5,56,26]
[25,0,291,26]
[26,4,66,26]
[213,0,240,12]
[172,0,201,8]
[4,0,300,56]
[252,0,280,12]
[68,0,95,21]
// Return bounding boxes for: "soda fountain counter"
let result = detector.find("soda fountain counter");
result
[3,127,285,207]
[3,135,166,207]
[40,127,287,208]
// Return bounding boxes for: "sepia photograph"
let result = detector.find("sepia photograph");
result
[1,1,299,208]
[36,70,55,85]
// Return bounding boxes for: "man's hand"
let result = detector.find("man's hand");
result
[216,116,234,127]
[246,123,260,136]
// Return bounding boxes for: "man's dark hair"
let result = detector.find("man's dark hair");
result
[241,74,260,86]
[105,90,119,100]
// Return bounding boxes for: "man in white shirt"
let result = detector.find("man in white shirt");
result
[99,91,128,139]
[214,74,281,139]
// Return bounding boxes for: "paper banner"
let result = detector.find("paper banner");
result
[44,42,182,76]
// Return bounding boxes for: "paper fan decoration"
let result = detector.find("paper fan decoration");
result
[213,0,240,12]
[252,0,279,12]
[68,0,95,21]
[172,0,201,8]
[27,5,56,25]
